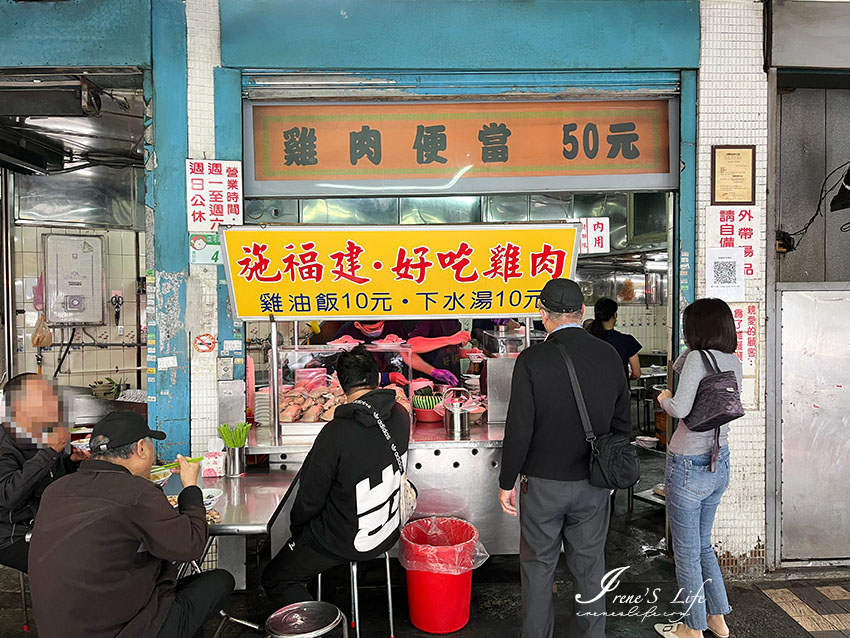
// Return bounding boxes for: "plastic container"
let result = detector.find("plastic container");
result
[399,517,482,634]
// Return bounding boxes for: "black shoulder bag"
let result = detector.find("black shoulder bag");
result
[683,350,745,471]
[554,341,640,490]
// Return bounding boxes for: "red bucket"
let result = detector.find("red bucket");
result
[399,517,478,634]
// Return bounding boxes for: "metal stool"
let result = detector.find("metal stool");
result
[317,553,394,638]
[266,601,348,638]
[18,570,30,632]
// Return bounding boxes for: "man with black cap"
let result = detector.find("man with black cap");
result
[498,278,631,638]
[28,411,234,638]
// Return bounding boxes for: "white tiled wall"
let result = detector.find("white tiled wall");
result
[187,0,223,455]
[12,226,146,390]
[589,305,669,353]
[697,0,768,575]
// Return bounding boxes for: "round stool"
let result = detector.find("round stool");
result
[266,601,348,638]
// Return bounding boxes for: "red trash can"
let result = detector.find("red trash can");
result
[399,517,478,634]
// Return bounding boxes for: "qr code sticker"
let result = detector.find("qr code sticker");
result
[713,260,738,285]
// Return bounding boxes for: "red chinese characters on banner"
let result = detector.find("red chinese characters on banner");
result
[578,217,610,254]
[186,160,243,232]
[329,240,370,284]
[281,242,324,282]
[530,244,568,278]
[708,207,759,278]
[482,243,523,282]
[730,303,758,375]
[236,243,282,282]
[391,246,434,284]
[436,242,479,283]
[234,237,576,287]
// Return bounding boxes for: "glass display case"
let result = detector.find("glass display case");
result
[480,328,547,357]
[261,342,414,447]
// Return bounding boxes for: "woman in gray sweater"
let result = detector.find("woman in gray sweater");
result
[654,299,742,638]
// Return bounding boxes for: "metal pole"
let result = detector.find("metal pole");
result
[525,317,533,349]
[269,317,281,445]
[293,320,299,350]
[1,169,15,381]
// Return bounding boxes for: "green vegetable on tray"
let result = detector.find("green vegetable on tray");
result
[218,422,251,448]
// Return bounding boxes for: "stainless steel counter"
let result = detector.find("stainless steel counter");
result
[409,419,505,449]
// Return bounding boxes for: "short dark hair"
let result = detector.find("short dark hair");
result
[336,345,378,394]
[683,298,737,353]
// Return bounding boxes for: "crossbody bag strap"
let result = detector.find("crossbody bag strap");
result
[698,350,721,374]
[352,400,405,475]
[553,341,597,446]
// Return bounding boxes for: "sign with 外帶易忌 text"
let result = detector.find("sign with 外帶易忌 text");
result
[220,224,582,321]
[249,101,671,195]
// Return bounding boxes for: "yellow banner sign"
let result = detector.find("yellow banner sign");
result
[221,225,581,320]
[252,100,670,182]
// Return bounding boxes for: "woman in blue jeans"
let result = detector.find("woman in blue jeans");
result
[655,299,742,638]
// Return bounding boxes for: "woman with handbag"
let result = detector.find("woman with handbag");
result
[654,299,744,638]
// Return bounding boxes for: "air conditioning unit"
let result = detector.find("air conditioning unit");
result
[0,78,101,117]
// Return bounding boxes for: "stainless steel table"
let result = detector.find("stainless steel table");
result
[165,470,298,588]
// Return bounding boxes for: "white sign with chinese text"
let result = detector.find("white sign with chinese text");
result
[579,217,610,254]
[186,160,243,233]
[706,206,760,283]
[728,302,760,409]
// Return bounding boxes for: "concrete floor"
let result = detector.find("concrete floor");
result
[0,449,839,637]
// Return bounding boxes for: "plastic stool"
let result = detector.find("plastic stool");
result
[317,553,394,638]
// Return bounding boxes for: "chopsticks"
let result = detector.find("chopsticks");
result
[151,456,204,472]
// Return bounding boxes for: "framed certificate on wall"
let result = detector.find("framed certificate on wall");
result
[711,145,756,205]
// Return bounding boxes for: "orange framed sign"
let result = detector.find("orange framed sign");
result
[249,100,670,190]
[221,224,582,321]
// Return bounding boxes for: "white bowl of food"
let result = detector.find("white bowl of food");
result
[202,488,223,511]
[149,468,172,488]
[70,436,91,453]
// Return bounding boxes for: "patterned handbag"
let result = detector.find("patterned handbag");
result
[683,350,745,470]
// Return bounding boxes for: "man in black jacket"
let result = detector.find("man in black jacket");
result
[262,345,410,610]
[0,373,88,572]
[499,279,632,638]
[29,411,234,638]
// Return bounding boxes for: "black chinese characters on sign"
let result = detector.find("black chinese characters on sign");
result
[413,125,448,165]
[283,127,318,166]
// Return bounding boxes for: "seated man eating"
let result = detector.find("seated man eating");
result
[262,345,411,609]
[0,373,88,572]
[28,411,234,638]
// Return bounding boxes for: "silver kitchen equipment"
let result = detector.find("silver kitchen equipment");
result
[226,446,246,477]
[265,601,347,638]
[443,387,471,440]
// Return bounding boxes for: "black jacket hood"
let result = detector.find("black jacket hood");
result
[333,389,397,426]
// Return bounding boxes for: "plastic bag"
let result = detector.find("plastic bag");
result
[399,517,489,575]
[31,314,53,348]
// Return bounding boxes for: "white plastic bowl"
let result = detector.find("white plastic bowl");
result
[202,488,223,511]
[149,468,171,488]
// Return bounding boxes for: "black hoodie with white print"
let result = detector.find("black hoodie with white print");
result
[292,388,410,562]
